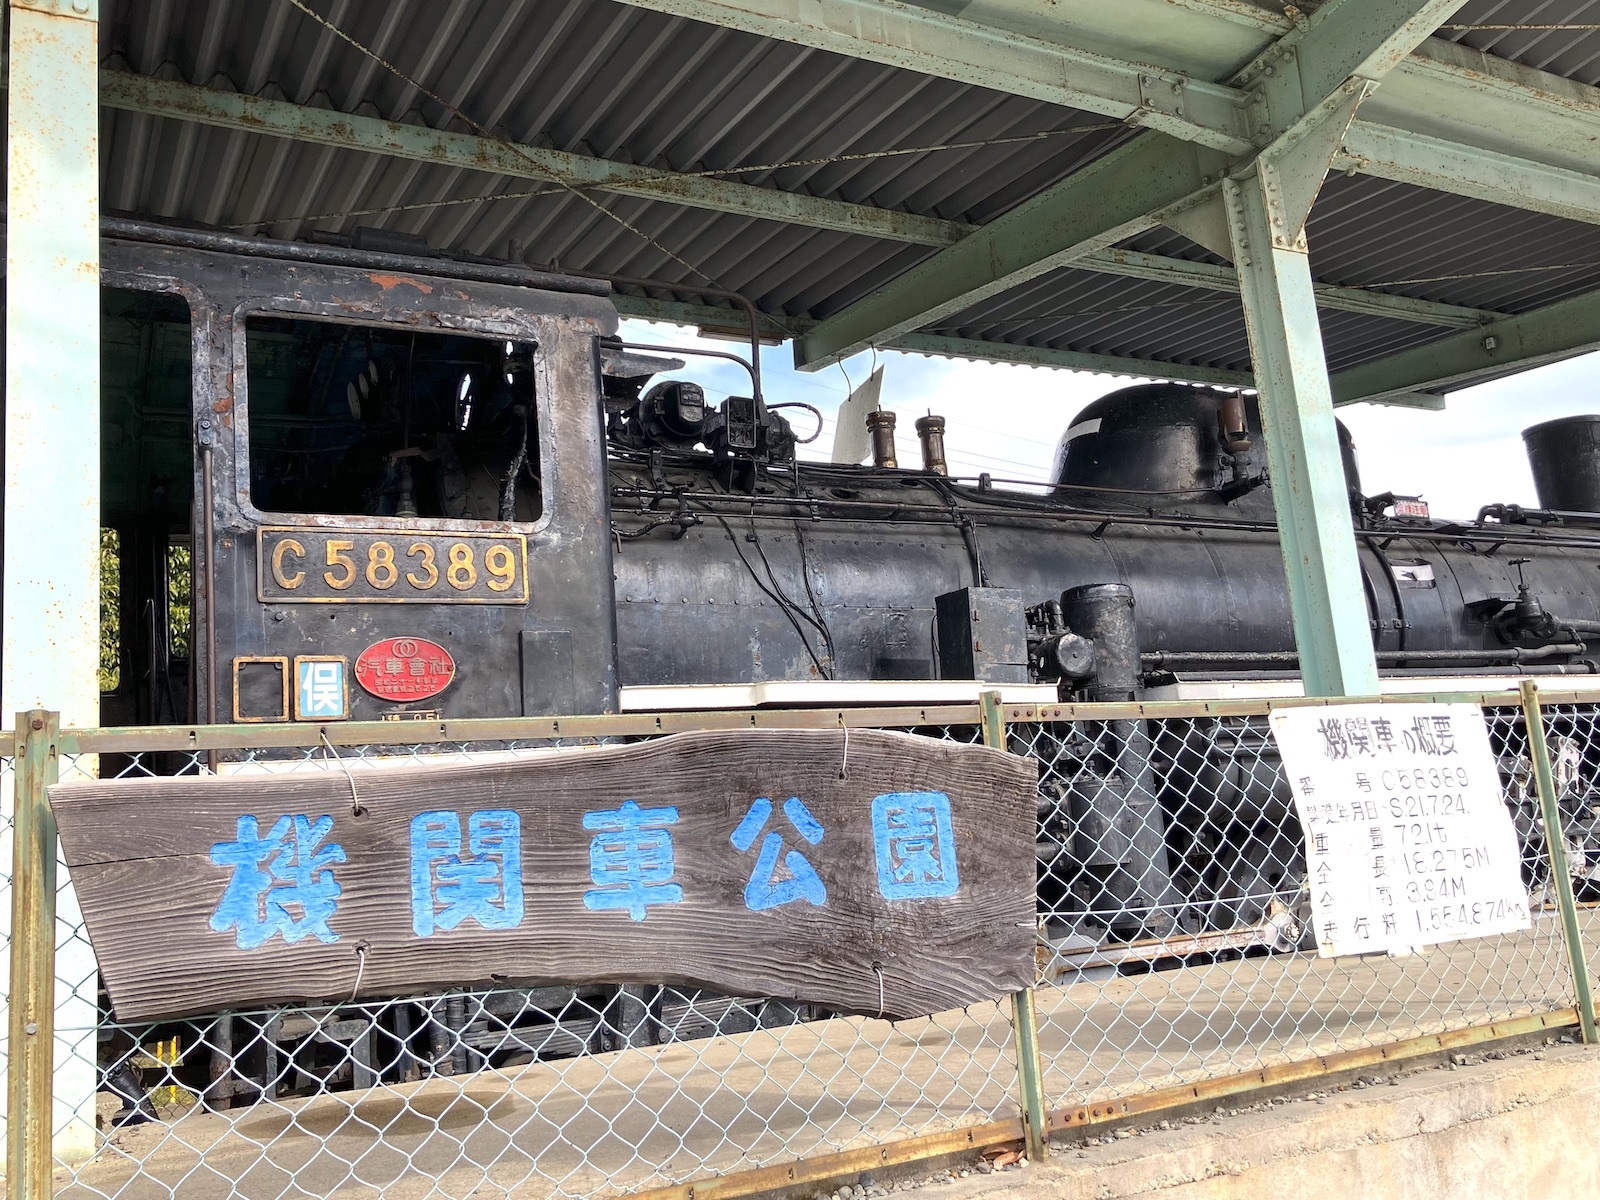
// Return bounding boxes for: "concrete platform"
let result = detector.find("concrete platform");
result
[901,1041,1600,1200]
[55,920,1579,1200]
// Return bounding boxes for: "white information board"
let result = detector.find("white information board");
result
[1269,704,1531,958]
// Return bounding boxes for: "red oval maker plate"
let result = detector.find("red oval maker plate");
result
[355,637,456,701]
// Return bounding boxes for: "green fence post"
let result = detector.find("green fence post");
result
[980,690,1048,1161]
[1519,680,1598,1044]
[8,709,62,1200]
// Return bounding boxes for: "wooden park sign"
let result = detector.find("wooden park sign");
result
[51,729,1039,1023]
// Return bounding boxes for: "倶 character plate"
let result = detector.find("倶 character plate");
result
[50,728,1038,1023]
[257,527,529,604]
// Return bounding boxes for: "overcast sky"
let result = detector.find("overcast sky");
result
[619,318,1600,520]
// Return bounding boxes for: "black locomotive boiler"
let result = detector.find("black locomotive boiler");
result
[95,220,1600,951]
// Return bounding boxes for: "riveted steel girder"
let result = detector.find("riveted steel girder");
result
[1089,248,1497,329]
[1236,0,1472,122]
[878,333,1253,385]
[787,0,1508,370]
[613,296,1256,387]
[793,135,1227,369]
[99,72,969,249]
[102,71,1511,336]
[1337,123,1600,227]
[1223,167,1381,698]
[606,0,1254,152]
[1331,289,1600,405]
[616,0,1600,220]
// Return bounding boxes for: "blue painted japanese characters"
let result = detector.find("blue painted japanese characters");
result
[209,814,347,948]
[410,809,524,936]
[207,789,960,948]
[871,792,960,900]
[730,796,828,911]
[582,800,684,920]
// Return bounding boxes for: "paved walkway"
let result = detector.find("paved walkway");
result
[60,919,1576,1200]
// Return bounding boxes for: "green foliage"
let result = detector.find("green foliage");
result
[168,545,192,660]
[100,528,120,692]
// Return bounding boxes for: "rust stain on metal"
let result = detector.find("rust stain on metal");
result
[368,273,434,294]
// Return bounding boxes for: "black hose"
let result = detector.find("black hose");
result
[792,521,838,670]
[709,515,831,679]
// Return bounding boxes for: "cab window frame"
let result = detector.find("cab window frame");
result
[228,301,554,537]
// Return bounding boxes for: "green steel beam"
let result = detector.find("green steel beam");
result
[1337,122,1600,227]
[97,71,1526,334]
[1338,391,1446,411]
[623,251,1500,337]
[613,294,803,338]
[793,135,1224,370]
[98,71,967,248]
[619,296,1455,401]
[608,0,1254,153]
[1331,288,1600,404]
[1223,166,1379,698]
[615,0,1600,221]
[886,333,1253,386]
[1090,247,1497,329]
[1244,0,1471,107]
[615,295,1257,386]
[788,0,1522,371]
[1179,0,1600,185]
[1210,0,1457,698]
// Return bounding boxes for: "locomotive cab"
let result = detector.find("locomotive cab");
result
[96,226,623,730]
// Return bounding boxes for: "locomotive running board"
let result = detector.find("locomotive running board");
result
[620,681,1059,711]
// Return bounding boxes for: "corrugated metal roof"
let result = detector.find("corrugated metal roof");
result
[1441,1,1600,85]
[95,0,1600,380]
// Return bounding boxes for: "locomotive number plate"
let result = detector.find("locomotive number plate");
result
[257,527,529,604]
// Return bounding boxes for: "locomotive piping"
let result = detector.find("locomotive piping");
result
[1142,646,1588,667]
[547,268,765,405]
[199,440,217,728]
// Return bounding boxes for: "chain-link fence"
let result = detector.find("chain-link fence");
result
[5,692,1596,1199]
[1021,703,1581,1122]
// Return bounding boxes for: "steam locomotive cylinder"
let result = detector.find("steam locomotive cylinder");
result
[1062,583,1182,936]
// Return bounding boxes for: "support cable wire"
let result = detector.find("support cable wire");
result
[232,125,1121,234]
[281,0,722,288]
[791,520,839,671]
[928,259,1600,332]
[1440,23,1600,30]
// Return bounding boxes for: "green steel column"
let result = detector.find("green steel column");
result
[3,0,101,1166]
[7,711,61,1200]
[981,691,1049,1162]
[1222,168,1380,698]
[1519,681,1598,1043]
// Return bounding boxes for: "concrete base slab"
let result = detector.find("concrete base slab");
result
[906,1042,1600,1200]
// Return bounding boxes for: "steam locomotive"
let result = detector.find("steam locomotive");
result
[92,220,1600,1110]
[97,220,1600,923]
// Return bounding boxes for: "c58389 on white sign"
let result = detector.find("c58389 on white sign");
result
[1270,704,1530,958]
